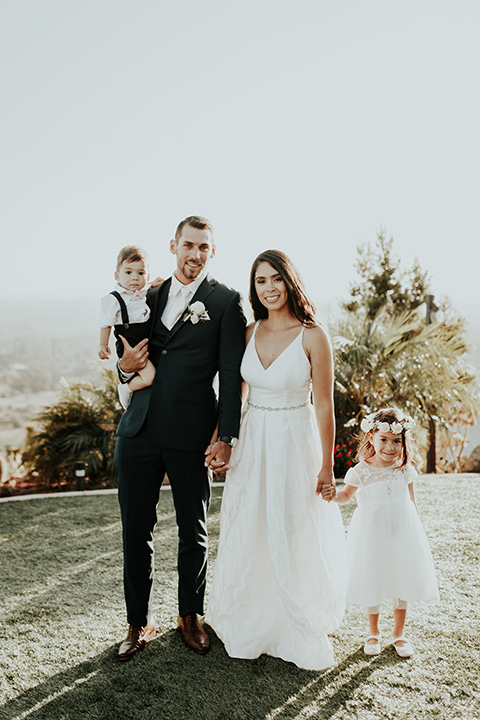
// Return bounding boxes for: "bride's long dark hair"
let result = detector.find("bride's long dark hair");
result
[249,249,316,326]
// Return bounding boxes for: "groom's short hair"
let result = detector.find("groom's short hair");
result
[175,216,214,242]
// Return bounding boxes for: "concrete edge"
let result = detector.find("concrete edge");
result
[0,482,226,503]
[1,474,478,504]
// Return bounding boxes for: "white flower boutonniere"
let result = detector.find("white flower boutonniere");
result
[183,301,210,325]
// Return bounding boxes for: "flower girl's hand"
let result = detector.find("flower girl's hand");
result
[321,483,336,502]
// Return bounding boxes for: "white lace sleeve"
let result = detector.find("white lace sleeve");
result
[403,465,418,484]
[344,465,360,487]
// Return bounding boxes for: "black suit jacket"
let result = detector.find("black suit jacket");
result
[116,274,246,452]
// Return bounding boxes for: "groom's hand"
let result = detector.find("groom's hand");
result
[118,336,149,373]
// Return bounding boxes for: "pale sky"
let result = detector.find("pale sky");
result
[2,0,479,313]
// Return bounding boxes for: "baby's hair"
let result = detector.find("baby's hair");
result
[116,245,149,271]
[357,407,420,468]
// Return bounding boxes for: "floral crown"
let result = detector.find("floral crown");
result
[360,412,414,435]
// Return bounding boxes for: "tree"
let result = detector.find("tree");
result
[343,229,430,320]
[21,368,123,488]
[333,232,478,474]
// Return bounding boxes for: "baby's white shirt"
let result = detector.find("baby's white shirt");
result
[100,284,151,328]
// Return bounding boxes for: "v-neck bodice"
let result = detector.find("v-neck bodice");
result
[241,321,311,408]
[254,323,304,371]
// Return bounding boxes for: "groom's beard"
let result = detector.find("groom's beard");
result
[180,261,205,280]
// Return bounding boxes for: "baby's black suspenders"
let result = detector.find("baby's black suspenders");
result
[110,291,130,328]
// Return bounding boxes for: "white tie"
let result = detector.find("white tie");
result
[163,285,191,330]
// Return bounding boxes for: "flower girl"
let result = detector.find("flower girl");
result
[323,407,438,657]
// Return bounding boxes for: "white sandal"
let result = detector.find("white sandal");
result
[363,634,381,655]
[392,636,413,657]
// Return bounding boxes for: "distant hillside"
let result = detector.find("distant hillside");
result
[1,298,104,396]
[2,298,98,348]
[0,298,110,452]
[1,298,479,452]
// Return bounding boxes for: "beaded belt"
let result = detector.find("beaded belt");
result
[247,400,309,412]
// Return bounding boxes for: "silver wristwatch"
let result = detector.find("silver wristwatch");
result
[218,436,238,448]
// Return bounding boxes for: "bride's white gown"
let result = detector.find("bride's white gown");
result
[206,323,345,670]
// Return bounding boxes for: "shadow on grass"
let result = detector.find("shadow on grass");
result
[261,645,405,720]
[0,628,402,720]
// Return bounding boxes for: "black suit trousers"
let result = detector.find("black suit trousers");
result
[115,424,211,626]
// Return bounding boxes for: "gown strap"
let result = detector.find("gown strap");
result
[247,320,261,346]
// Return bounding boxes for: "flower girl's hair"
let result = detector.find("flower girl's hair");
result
[357,407,421,468]
[249,249,316,325]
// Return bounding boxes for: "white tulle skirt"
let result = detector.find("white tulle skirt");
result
[345,494,439,608]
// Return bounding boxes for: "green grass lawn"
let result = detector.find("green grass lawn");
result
[0,475,479,720]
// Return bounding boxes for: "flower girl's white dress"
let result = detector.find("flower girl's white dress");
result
[343,462,439,607]
[206,323,345,670]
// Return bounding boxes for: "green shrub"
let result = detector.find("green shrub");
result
[21,368,123,489]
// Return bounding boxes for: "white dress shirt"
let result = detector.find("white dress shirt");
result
[161,270,208,330]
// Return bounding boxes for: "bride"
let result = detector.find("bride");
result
[205,249,345,670]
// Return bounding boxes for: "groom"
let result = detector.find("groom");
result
[115,216,246,660]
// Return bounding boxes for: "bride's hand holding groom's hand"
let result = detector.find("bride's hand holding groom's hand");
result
[205,441,232,473]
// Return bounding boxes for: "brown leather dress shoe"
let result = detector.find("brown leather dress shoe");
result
[118,623,156,661]
[177,614,210,655]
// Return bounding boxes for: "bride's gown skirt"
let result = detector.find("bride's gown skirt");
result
[206,326,345,670]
